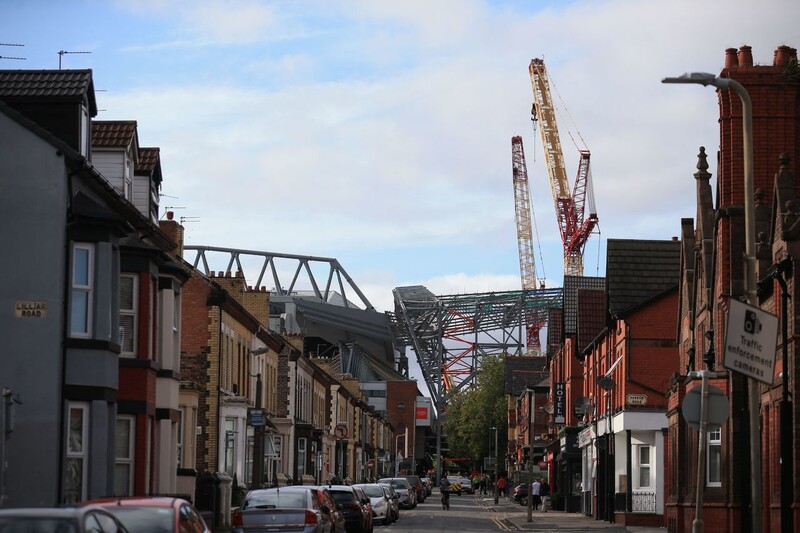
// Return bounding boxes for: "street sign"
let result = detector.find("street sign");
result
[681,384,729,430]
[334,423,348,439]
[367,459,375,468]
[248,408,265,427]
[724,299,778,384]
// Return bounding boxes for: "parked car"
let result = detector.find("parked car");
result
[0,506,129,532]
[403,475,426,503]
[421,477,432,496]
[81,496,210,533]
[377,477,416,509]
[311,486,347,532]
[378,483,400,523]
[327,484,370,533]
[354,483,392,525]
[350,485,374,533]
[231,486,337,533]
[512,483,529,505]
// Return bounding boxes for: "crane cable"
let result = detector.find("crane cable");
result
[547,67,589,153]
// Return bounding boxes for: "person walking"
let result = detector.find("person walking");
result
[480,474,487,495]
[439,473,451,510]
[539,480,550,512]
[531,478,541,510]
[497,475,507,497]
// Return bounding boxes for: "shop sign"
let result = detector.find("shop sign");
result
[554,382,566,424]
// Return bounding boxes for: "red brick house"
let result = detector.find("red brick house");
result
[669,44,800,533]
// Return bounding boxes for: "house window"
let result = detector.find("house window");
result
[707,428,721,486]
[124,160,133,201]
[297,438,307,478]
[65,403,89,504]
[119,274,138,355]
[70,244,94,337]
[115,416,135,496]
[638,446,651,488]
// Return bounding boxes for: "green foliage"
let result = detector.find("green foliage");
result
[442,355,508,467]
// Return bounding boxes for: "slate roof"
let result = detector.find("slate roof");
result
[0,69,96,114]
[92,120,137,148]
[577,288,607,355]
[563,276,606,336]
[606,239,681,317]
[504,356,548,395]
[546,307,563,359]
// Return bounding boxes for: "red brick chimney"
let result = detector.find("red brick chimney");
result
[159,210,185,258]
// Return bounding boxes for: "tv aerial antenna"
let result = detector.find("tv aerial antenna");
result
[0,43,25,61]
[58,49,91,69]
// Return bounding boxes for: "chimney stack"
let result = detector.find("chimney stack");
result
[159,211,185,258]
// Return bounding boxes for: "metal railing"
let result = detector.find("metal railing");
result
[632,491,657,512]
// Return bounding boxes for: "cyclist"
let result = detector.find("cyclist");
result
[439,473,451,510]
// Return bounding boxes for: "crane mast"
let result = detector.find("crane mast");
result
[511,135,544,351]
[529,58,598,277]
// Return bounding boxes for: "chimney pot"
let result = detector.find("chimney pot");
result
[724,48,739,69]
[166,210,174,220]
[248,285,253,291]
[774,45,794,68]
[218,271,225,277]
[226,271,232,277]
[738,45,753,67]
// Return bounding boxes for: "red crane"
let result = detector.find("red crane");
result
[528,58,598,276]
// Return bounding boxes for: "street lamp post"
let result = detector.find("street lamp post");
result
[395,434,405,476]
[662,72,760,533]
[491,426,498,504]
[526,387,534,523]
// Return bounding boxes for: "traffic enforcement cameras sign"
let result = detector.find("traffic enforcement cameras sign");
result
[723,299,778,385]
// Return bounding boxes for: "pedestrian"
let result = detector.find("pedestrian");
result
[439,473,451,510]
[539,480,550,512]
[531,478,541,510]
[497,475,507,497]
[480,474,487,495]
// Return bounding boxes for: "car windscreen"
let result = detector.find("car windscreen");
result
[103,507,174,533]
[361,486,385,498]
[245,491,307,509]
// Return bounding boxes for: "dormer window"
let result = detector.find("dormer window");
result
[124,160,133,200]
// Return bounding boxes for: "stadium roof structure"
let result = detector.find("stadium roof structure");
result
[392,285,562,410]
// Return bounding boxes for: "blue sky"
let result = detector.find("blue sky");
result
[3,0,797,319]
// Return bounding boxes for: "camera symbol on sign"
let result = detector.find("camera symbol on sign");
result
[744,310,762,335]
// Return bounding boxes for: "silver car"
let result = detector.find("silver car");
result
[354,483,392,525]
[232,486,335,533]
[377,477,416,509]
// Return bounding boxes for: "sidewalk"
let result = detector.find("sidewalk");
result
[473,492,666,532]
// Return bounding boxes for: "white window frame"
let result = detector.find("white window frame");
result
[119,274,138,356]
[637,445,651,488]
[224,418,237,477]
[177,407,185,468]
[707,428,722,487]
[65,402,89,504]
[70,243,94,338]
[115,415,135,496]
[297,437,307,478]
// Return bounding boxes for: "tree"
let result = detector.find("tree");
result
[442,355,508,469]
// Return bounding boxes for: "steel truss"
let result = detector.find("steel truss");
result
[392,285,562,409]
[184,245,375,310]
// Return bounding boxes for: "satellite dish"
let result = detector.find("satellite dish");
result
[573,396,591,417]
[598,376,616,390]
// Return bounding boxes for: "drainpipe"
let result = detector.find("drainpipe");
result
[626,430,632,512]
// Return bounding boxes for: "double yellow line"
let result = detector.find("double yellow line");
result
[491,516,516,530]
